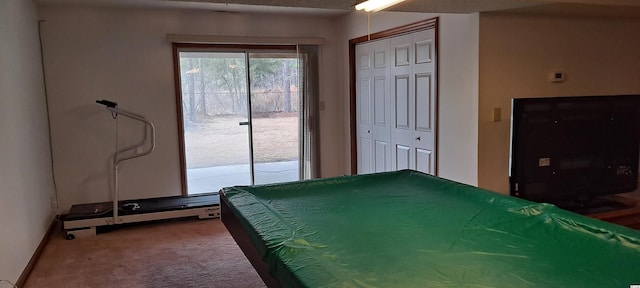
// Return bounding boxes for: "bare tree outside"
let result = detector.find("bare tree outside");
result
[179,53,300,169]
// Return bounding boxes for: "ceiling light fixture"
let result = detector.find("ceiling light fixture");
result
[355,0,406,12]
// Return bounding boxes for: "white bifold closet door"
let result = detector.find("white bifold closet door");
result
[356,28,437,175]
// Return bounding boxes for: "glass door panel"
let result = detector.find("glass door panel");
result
[249,53,300,185]
[179,52,252,194]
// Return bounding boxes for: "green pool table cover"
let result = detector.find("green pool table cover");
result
[222,170,640,288]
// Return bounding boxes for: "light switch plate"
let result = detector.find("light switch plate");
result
[492,107,501,122]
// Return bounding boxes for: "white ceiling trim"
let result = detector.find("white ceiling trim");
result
[36,0,640,16]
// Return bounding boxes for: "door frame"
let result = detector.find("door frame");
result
[172,43,298,195]
[349,18,439,175]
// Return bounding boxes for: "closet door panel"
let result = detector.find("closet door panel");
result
[356,26,437,175]
[356,39,391,173]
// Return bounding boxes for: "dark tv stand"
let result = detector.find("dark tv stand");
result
[584,194,640,230]
[562,196,629,214]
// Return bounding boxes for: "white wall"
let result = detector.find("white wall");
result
[0,0,56,284]
[337,11,480,185]
[478,13,640,194]
[37,5,343,212]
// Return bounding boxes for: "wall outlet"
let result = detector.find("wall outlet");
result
[550,71,565,83]
[50,196,58,210]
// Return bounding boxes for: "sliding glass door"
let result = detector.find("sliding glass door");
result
[178,52,252,194]
[176,46,314,195]
[249,52,300,185]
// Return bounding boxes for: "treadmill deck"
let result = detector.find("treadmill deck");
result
[64,193,220,221]
[63,193,220,238]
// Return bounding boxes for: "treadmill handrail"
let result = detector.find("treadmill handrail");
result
[107,106,156,165]
[103,105,156,224]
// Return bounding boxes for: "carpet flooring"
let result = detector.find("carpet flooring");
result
[23,218,267,288]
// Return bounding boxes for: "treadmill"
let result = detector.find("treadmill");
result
[62,100,220,239]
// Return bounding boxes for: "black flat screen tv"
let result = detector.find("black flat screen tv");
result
[509,95,640,211]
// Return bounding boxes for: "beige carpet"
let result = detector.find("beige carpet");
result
[24,218,267,288]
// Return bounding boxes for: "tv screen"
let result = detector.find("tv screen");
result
[510,95,640,211]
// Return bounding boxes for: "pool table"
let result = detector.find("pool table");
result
[220,170,640,288]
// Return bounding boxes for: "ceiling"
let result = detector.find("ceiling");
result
[35,0,640,17]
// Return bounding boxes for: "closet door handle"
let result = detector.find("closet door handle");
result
[239,121,250,126]
[416,136,421,141]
